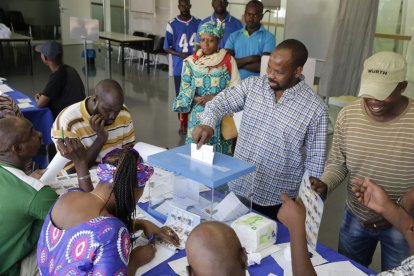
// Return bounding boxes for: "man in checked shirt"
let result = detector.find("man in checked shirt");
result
[192,39,328,220]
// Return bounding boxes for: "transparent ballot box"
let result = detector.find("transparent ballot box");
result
[146,144,256,223]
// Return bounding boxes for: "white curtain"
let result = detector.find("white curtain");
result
[318,0,379,98]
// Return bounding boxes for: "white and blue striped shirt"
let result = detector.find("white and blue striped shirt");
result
[201,75,328,205]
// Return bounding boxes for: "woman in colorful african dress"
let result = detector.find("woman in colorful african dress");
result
[172,21,240,155]
[37,143,179,274]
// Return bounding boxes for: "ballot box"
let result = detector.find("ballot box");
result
[146,144,256,223]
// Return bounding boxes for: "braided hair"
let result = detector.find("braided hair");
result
[103,149,139,232]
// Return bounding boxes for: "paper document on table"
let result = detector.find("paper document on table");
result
[213,192,249,222]
[164,205,200,249]
[17,98,32,103]
[298,170,324,249]
[191,143,214,165]
[314,261,367,276]
[271,242,327,276]
[135,244,176,275]
[17,103,34,109]
[0,84,13,94]
[168,257,188,276]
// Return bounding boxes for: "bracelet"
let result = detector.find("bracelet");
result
[396,197,409,214]
[78,174,91,180]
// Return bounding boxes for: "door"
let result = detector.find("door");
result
[59,0,91,45]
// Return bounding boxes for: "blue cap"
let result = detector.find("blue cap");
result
[35,40,62,59]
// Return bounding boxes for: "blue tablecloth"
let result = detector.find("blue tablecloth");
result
[6,89,54,168]
[139,202,376,276]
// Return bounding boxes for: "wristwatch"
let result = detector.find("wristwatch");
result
[396,197,409,213]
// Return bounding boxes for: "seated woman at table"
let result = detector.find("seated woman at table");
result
[172,20,240,155]
[37,147,179,274]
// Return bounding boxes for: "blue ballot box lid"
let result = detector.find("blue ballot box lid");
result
[147,144,256,188]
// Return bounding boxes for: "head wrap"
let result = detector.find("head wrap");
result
[97,148,154,188]
[198,20,224,40]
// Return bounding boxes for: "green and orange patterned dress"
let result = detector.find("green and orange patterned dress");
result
[172,48,240,155]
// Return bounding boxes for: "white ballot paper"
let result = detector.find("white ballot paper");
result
[191,143,214,165]
[40,152,70,183]
[314,261,367,276]
[271,242,327,276]
[135,243,176,275]
[17,98,32,103]
[168,257,188,276]
[298,171,324,249]
[213,192,249,222]
[17,103,34,109]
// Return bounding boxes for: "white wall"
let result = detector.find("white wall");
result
[128,0,212,36]
[284,0,339,61]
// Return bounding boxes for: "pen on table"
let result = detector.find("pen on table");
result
[148,234,155,243]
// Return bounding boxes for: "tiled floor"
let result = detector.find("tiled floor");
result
[0,42,381,273]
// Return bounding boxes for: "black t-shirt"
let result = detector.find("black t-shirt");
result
[43,65,86,118]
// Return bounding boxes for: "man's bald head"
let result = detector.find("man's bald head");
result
[92,79,124,125]
[95,79,124,105]
[0,117,41,168]
[186,221,247,276]
[0,117,30,152]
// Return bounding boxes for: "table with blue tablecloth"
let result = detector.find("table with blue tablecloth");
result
[138,201,376,276]
[5,89,54,168]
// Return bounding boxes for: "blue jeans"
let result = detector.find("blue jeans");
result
[338,207,409,271]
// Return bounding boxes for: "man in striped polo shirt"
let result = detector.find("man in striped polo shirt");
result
[51,79,135,172]
[311,52,414,271]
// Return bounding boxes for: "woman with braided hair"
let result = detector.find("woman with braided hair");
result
[36,146,179,275]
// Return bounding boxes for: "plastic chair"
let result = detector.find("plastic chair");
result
[118,31,146,64]
[151,37,168,71]
[141,34,156,70]
[7,10,32,36]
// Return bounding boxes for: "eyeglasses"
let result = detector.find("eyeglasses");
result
[266,66,280,77]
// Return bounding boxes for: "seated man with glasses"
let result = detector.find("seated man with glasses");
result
[225,0,275,79]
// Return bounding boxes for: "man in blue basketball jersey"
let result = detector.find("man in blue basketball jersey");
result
[195,0,243,49]
[164,0,200,134]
